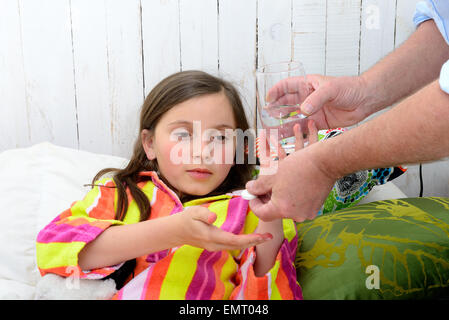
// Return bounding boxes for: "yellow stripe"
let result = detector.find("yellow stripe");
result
[123,199,141,224]
[158,245,203,299]
[243,210,259,234]
[282,219,297,242]
[206,199,229,228]
[268,260,282,300]
[221,254,238,299]
[70,187,100,217]
[123,181,155,224]
[36,242,85,270]
[184,194,231,207]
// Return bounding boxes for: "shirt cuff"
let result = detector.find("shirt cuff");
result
[439,60,449,94]
[414,1,449,46]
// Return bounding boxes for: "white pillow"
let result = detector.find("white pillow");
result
[0,142,127,299]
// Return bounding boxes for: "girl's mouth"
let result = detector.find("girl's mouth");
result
[187,168,212,179]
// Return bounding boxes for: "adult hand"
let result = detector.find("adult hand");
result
[248,119,335,222]
[176,206,272,251]
[247,143,336,222]
[267,74,373,130]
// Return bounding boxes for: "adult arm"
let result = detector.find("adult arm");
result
[248,79,449,221]
[267,20,449,130]
[358,20,449,114]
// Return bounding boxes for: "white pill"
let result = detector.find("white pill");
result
[241,189,257,200]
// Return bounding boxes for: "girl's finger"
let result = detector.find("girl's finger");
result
[212,231,271,250]
[269,132,286,160]
[257,129,269,162]
[190,207,216,225]
[294,123,304,151]
[307,119,319,145]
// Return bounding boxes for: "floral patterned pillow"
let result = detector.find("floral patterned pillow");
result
[318,128,407,215]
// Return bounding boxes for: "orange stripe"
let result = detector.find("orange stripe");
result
[209,252,228,300]
[88,185,116,220]
[149,190,175,219]
[143,254,174,300]
[39,266,76,277]
[55,217,112,229]
[58,209,72,220]
[244,266,268,299]
[133,255,151,279]
[275,260,293,299]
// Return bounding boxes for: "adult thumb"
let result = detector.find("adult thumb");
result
[300,82,337,116]
[245,175,273,196]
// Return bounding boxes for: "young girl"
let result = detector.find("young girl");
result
[36,70,303,300]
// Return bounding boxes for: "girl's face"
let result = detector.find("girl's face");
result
[142,92,237,197]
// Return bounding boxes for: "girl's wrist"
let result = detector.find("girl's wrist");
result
[256,219,283,238]
[166,213,187,248]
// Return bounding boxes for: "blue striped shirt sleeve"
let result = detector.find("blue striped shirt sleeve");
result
[414,0,449,94]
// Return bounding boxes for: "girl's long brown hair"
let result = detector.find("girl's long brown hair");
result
[92,70,254,222]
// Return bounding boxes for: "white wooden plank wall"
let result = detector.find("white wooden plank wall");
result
[0,0,447,197]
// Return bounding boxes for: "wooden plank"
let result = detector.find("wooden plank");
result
[393,161,449,198]
[257,0,292,67]
[104,0,144,157]
[179,0,218,75]
[422,161,449,197]
[325,0,362,76]
[292,0,327,74]
[0,0,29,150]
[70,0,113,155]
[18,0,78,149]
[256,0,292,132]
[141,0,181,94]
[395,0,421,48]
[218,0,257,128]
[360,0,396,73]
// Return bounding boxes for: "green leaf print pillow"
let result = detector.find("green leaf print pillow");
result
[295,197,449,299]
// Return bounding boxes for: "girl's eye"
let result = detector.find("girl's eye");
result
[211,135,228,143]
[171,130,191,141]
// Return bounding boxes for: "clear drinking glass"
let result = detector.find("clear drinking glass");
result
[256,61,309,155]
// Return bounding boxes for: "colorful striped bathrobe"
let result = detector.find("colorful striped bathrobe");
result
[36,171,302,300]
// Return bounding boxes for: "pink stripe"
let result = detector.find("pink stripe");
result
[279,240,303,300]
[117,264,155,300]
[220,197,246,234]
[36,222,105,244]
[185,251,221,299]
[197,252,220,300]
[140,265,155,300]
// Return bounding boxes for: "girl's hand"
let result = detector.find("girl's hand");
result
[259,119,318,163]
[175,206,271,252]
[249,119,323,222]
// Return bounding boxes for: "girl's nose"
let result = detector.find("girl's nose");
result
[192,137,213,163]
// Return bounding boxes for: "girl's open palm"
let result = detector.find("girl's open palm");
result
[176,206,271,252]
